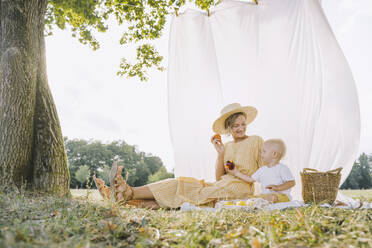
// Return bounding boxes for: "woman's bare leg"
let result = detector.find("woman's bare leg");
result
[95,165,158,209]
[127,199,160,209]
[115,180,160,209]
[132,185,155,200]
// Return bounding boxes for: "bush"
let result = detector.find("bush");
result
[75,165,90,188]
[97,165,111,185]
[147,166,174,184]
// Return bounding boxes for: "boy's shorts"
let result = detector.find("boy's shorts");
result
[255,193,290,203]
[274,193,290,203]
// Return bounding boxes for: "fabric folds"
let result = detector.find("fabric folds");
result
[167,0,360,199]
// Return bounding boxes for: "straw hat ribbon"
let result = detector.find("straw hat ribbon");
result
[212,103,257,134]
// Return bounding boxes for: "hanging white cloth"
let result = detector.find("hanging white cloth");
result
[168,0,360,200]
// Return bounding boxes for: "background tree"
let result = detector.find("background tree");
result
[75,165,90,189]
[65,137,169,188]
[148,166,174,184]
[98,165,111,185]
[144,156,164,175]
[0,0,220,195]
[358,153,372,188]
[340,153,372,189]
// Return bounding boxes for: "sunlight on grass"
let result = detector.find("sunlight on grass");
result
[0,189,371,247]
[340,189,372,200]
[71,189,103,202]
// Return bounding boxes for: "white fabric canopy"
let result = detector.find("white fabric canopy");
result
[168,0,360,199]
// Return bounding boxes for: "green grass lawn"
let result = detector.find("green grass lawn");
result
[0,189,371,247]
[340,189,372,200]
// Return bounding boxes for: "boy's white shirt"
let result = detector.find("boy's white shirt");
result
[251,163,295,199]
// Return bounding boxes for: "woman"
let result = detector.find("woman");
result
[95,103,263,209]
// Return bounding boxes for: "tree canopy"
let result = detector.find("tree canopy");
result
[45,0,221,81]
[148,166,175,184]
[64,137,173,188]
[2,0,209,195]
[340,153,372,189]
[75,165,90,187]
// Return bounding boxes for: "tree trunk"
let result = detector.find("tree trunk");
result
[0,0,70,195]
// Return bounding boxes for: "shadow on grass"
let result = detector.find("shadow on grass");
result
[1,190,372,247]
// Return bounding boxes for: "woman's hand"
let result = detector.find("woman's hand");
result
[229,166,238,176]
[211,135,224,155]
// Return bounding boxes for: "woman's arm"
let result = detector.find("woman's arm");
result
[266,180,295,191]
[211,136,226,181]
[215,153,226,181]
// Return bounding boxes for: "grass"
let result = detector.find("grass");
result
[340,189,372,201]
[0,189,371,248]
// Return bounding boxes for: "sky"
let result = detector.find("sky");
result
[45,0,372,171]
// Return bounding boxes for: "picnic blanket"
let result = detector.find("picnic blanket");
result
[180,195,372,212]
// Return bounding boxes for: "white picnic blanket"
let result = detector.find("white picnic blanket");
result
[180,195,372,212]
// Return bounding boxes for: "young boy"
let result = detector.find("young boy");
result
[230,139,295,203]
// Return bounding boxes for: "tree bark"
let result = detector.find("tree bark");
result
[0,0,70,195]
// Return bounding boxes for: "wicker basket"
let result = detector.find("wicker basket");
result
[301,167,342,204]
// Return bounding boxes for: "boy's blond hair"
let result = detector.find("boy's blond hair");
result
[264,139,286,160]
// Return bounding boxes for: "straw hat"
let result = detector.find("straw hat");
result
[212,103,257,134]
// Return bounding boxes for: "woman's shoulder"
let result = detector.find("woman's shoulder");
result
[235,135,262,149]
[247,135,264,144]
[250,135,263,141]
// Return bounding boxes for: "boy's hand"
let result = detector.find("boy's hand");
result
[266,185,279,191]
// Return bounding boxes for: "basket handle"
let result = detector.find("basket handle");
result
[326,167,342,175]
[303,167,342,175]
[303,168,318,173]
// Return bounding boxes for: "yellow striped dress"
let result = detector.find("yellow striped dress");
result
[147,135,263,208]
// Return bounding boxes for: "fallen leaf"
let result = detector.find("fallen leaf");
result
[50,210,59,217]
[102,220,117,232]
[251,237,261,248]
